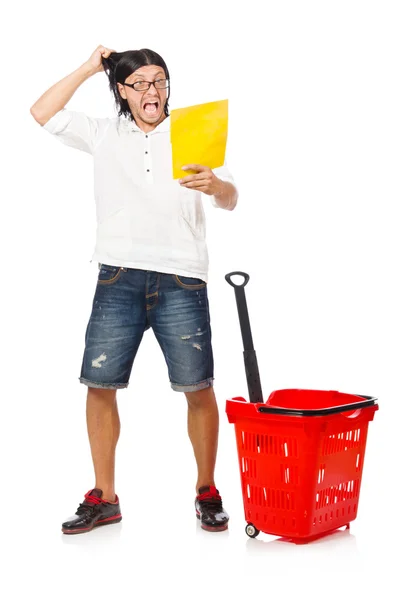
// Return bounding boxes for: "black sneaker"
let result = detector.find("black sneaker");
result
[62,488,122,535]
[195,485,229,532]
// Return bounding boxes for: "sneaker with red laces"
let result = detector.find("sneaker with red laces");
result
[195,485,229,532]
[62,488,122,534]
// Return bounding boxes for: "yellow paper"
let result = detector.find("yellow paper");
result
[170,99,228,179]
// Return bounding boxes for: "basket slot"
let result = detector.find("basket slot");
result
[281,464,299,485]
[246,484,296,511]
[315,479,360,509]
[313,512,334,527]
[322,428,362,455]
[241,431,298,458]
[241,457,257,479]
[317,464,326,484]
[356,453,361,471]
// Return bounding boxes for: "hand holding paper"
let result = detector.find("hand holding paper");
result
[179,164,223,196]
[170,99,228,179]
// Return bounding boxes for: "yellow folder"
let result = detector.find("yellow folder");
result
[170,99,228,179]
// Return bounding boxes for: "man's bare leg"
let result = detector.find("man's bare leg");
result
[86,387,120,502]
[185,386,219,494]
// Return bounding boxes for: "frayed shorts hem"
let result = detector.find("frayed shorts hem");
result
[79,377,129,390]
[170,378,214,393]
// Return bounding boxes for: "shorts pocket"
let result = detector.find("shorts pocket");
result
[98,264,124,285]
[173,274,206,289]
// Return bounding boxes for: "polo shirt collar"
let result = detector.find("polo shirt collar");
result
[126,115,170,134]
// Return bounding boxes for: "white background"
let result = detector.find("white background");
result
[2,0,396,597]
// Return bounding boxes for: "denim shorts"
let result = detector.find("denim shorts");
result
[79,265,214,392]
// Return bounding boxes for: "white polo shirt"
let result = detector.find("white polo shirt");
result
[41,108,237,282]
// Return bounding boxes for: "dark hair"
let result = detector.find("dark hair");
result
[102,49,170,122]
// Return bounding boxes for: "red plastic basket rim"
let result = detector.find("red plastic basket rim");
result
[256,395,376,416]
[226,393,378,424]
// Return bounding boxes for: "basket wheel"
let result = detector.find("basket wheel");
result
[245,523,260,538]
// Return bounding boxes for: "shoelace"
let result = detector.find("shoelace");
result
[76,492,103,516]
[197,491,223,512]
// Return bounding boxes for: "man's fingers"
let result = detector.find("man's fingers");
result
[181,164,209,173]
[179,173,208,185]
[181,184,205,189]
[180,180,210,188]
[180,183,210,191]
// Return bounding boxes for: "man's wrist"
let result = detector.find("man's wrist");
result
[213,177,226,199]
[213,180,236,210]
[78,62,97,79]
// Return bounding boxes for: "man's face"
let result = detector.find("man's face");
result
[118,65,168,131]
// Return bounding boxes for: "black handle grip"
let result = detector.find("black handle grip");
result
[244,351,263,404]
[226,271,263,403]
[225,272,250,288]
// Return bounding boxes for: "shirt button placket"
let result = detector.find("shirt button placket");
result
[144,133,153,183]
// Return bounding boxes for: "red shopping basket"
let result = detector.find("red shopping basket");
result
[225,272,378,543]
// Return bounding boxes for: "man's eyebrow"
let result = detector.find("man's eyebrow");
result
[131,70,165,79]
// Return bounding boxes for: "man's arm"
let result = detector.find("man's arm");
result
[210,180,238,210]
[30,45,115,126]
[179,164,238,211]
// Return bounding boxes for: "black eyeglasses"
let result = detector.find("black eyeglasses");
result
[123,79,170,92]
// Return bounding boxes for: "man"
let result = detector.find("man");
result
[30,45,238,534]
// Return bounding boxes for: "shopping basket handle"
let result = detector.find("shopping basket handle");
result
[225,272,250,288]
[225,270,263,404]
[257,396,378,417]
[339,395,379,419]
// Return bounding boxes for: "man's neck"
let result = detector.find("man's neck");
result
[134,113,167,133]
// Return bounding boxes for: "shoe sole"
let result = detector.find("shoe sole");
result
[196,512,228,532]
[62,514,122,535]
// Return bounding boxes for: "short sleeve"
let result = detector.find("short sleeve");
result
[209,162,237,208]
[41,108,111,155]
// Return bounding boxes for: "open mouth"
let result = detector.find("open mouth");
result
[143,101,159,116]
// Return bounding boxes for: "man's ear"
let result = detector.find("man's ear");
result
[117,83,126,100]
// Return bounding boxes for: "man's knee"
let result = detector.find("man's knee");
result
[87,386,117,402]
[185,386,216,409]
